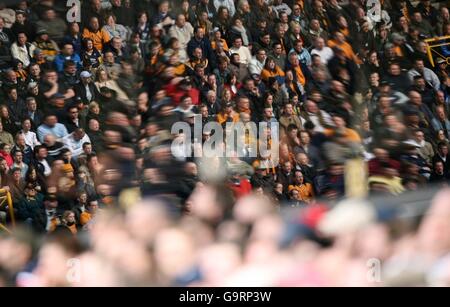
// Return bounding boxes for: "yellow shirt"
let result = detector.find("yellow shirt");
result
[288,183,314,202]
[82,28,111,52]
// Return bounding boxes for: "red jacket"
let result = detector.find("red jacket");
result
[229,178,252,199]
[0,151,13,167]
[165,83,200,106]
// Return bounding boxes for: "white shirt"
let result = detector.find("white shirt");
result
[22,130,41,149]
[213,0,236,16]
[39,159,51,177]
[45,209,56,232]
[85,84,92,102]
[63,133,91,159]
[311,47,334,65]
[248,56,266,75]
[229,46,252,66]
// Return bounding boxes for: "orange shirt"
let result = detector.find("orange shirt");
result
[211,39,229,52]
[82,28,111,52]
[80,211,92,226]
[288,183,314,202]
[328,39,361,64]
[261,66,285,81]
[294,66,306,86]
[324,128,362,143]
[217,112,240,125]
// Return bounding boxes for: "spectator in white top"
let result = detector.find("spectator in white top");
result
[310,37,334,65]
[229,37,251,66]
[168,14,193,63]
[249,49,267,75]
[213,0,236,17]
[271,0,292,18]
[408,58,441,91]
[10,32,35,68]
[63,128,91,159]
[21,118,41,149]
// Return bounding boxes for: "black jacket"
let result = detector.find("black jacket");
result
[74,82,101,105]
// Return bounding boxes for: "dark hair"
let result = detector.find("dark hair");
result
[64,60,76,69]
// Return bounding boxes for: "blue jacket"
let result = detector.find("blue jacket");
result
[54,53,82,72]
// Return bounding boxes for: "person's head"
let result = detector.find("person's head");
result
[137,11,148,24]
[413,58,425,73]
[413,75,426,89]
[286,124,298,139]
[284,103,294,116]
[89,17,100,31]
[413,129,425,143]
[206,90,216,103]
[0,156,7,173]
[7,88,18,102]
[236,96,250,111]
[294,170,304,185]
[63,61,76,76]
[83,142,93,155]
[180,95,193,110]
[412,11,423,23]
[34,145,48,160]
[44,194,58,209]
[24,184,37,198]
[434,161,445,174]
[0,143,11,155]
[192,48,203,59]
[62,211,76,226]
[13,149,23,164]
[300,131,311,145]
[232,37,243,48]
[88,119,100,132]
[263,106,273,119]
[332,114,346,128]
[409,90,422,106]
[11,168,21,182]
[0,105,9,119]
[43,8,56,21]
[436,105,447,121]
[105,14,117,27]
[111,36,122,50]
[438,142,449,156]
[15,132,26,148]
[25,98,37,114]
[44,114,58,127]
[72,128,85,142]
[21,118,32,132]
[194,26,205,40]
[44,69,58,84]
[17,32,27,46]
[62,43,74,57]
[199,104,209,118]
[194,63,205,77]
[69,22,80,35]
[255,49,267,62]
[388,63,401,76]
[87,199,99,213]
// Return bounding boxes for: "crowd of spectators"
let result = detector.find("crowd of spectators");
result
[0,0,448,286]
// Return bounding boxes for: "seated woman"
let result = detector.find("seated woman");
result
[223,72,242,98]
[211,27,229,53]
[81,38,102,69]
[216,101,239,126]
[185,47,209,75]
[94,68,129,102]
[33,29,59,62]
[261,57,285,83]
[102,14,129,47]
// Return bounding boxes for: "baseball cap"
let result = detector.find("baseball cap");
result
[80,71,92,78]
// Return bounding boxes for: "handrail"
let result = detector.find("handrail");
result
[0,189,15,231]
